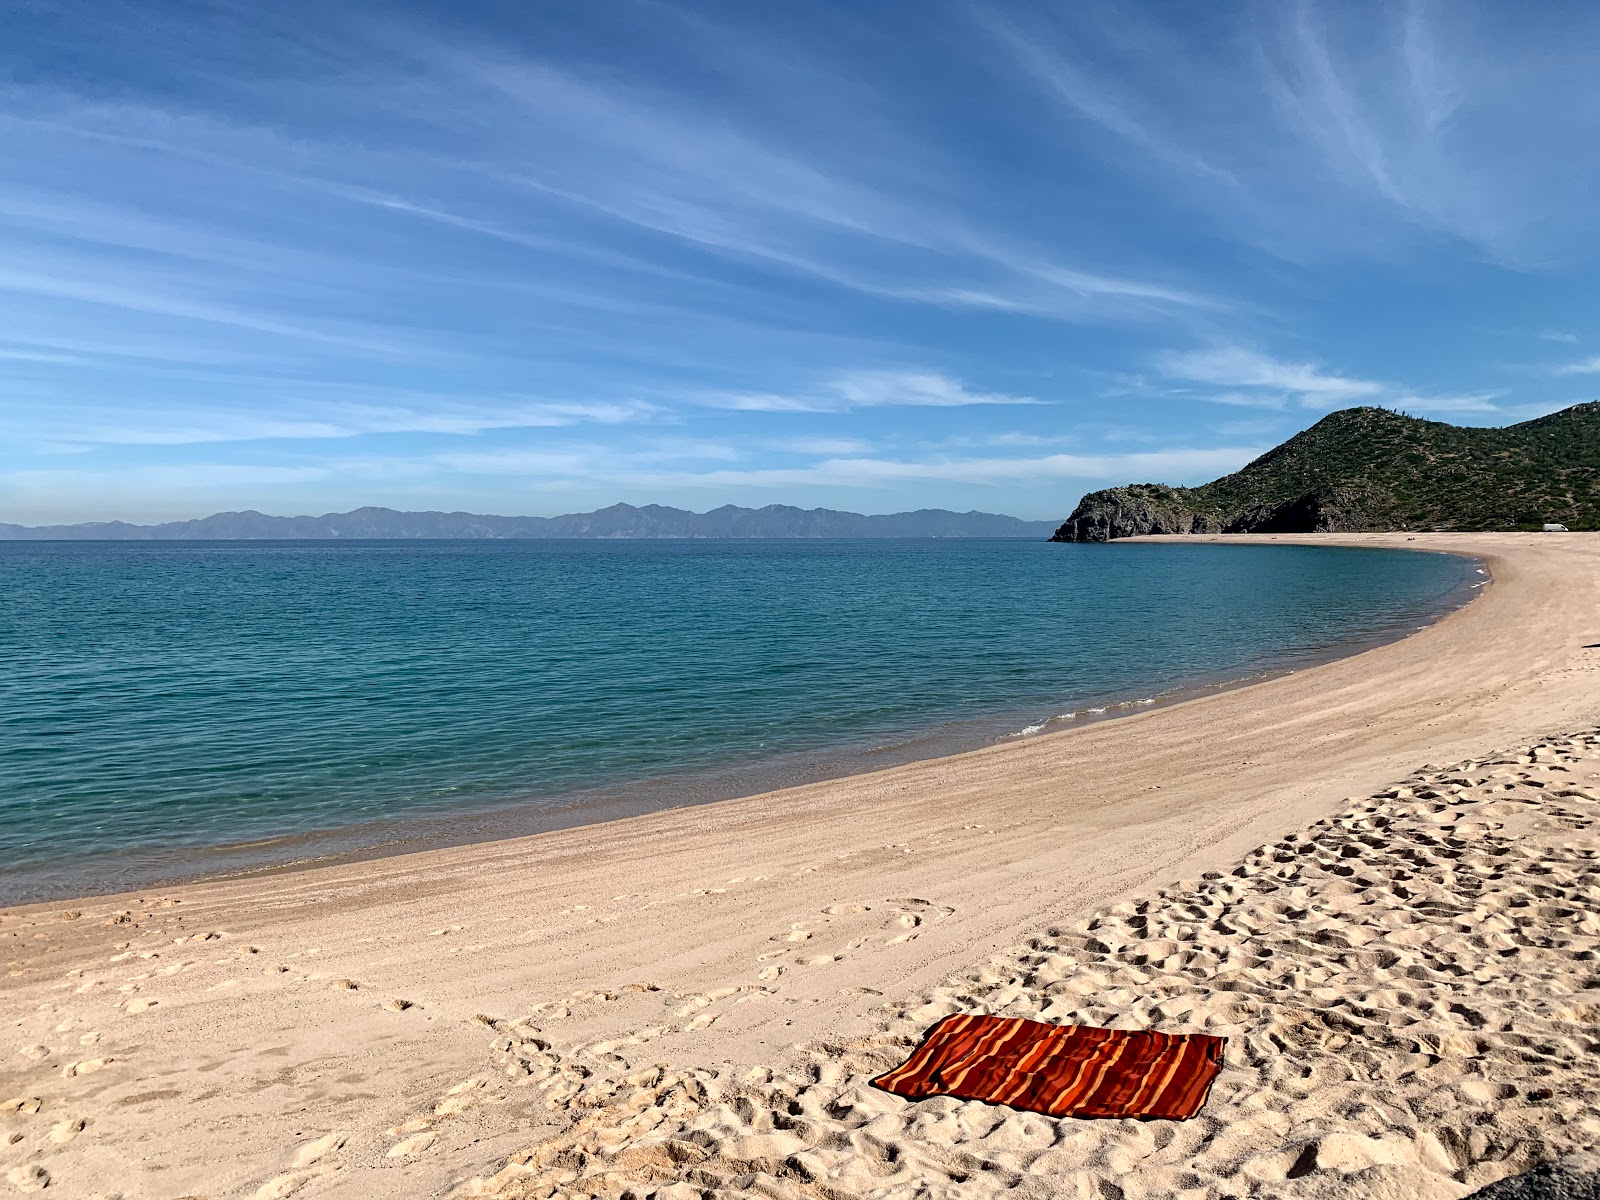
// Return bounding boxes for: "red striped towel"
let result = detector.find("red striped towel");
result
[871,1014,1225,1120]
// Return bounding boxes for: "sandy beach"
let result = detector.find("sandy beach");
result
[3,532,1597,1200]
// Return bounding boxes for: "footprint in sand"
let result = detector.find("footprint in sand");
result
[255,1167,333,1200]
[452,734,1600,1200]
[6,1166,49,1193]
[675,987,739,1017]
[433,1075,489,1116]
[286,1131,346,1170]
[387,1131,436,1158]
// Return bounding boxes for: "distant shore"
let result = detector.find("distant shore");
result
[0,501,1058,541]
[2,532,1596,1200]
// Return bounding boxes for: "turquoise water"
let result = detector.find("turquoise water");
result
[0,540,1476,902]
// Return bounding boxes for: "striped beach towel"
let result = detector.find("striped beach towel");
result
[871,1014,1226,1120]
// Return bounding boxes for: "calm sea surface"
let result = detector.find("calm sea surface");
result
[0,539,1477,902]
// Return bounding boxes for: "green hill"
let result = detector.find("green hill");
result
[1052,402,1600,541]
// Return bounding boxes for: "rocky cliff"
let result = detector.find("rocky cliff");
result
[1052,403,1600,541]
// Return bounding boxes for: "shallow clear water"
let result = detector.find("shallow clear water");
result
[0,539,1476,902]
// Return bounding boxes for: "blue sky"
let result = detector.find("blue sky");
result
[4,0,1600,524]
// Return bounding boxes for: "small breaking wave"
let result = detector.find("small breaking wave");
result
[1009,696,1159,738]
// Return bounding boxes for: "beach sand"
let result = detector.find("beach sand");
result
[1,532,1596,1199]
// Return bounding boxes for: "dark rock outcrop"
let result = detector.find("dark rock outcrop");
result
[1462,1156,1600,1199]
[1048,485,1223,543]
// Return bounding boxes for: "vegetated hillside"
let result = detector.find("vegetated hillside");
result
[0,503,1057,540]
[1052,402,1600,541]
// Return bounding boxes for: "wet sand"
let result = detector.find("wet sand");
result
[1,532,1596,1199]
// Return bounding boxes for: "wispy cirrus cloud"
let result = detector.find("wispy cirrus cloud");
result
[6,394,660,450]
[702,370,1045,414]
[8,462,337,492]
[1382,393,1503,414]
[979,0,1600,267]
[1,1,1589,522]
[421,442,1258,490]
[763,436,875,456]
[434,47,1217,324]
[596,446,1263,491]
[1153,345,1502,415]
[434,438,743,477]
[1155,346,1384,404]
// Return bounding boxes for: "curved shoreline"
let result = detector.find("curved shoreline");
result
[0,540,1482,906]
[1,532,1595,1200]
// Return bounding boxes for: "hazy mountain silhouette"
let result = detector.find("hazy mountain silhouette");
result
[0,503,1057,540]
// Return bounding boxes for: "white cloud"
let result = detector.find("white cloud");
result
[834,371,1042,409]
[435,438,742,476]
[1385,392,1501,414]
[1154,345,1506,417]
[1198,391,1291,410]
[765,436,875,455]
[1553,356,1600,376]
[0,347,83,364]
[702,369,1044,413]
[9,396,660,448]
[932,432,1071,449]
[1155,346,1384,403]
[0,261,414,357]
[979,0,1600,267]
[610,446,1262,490]
[977,8,1240,192]
[9,463,334,491]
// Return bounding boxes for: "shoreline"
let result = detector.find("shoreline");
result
[0,541,1483,908]
[1,532,1594,1200]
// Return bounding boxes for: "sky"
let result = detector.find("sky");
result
[4,0,1600,524]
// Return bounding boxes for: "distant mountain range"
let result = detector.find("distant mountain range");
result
[0,502,1058,541]
[1053,402,1600,541]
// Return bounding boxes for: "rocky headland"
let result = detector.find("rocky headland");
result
[1053,403,1600,542]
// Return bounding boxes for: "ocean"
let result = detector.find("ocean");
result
[0,539,1477,903]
